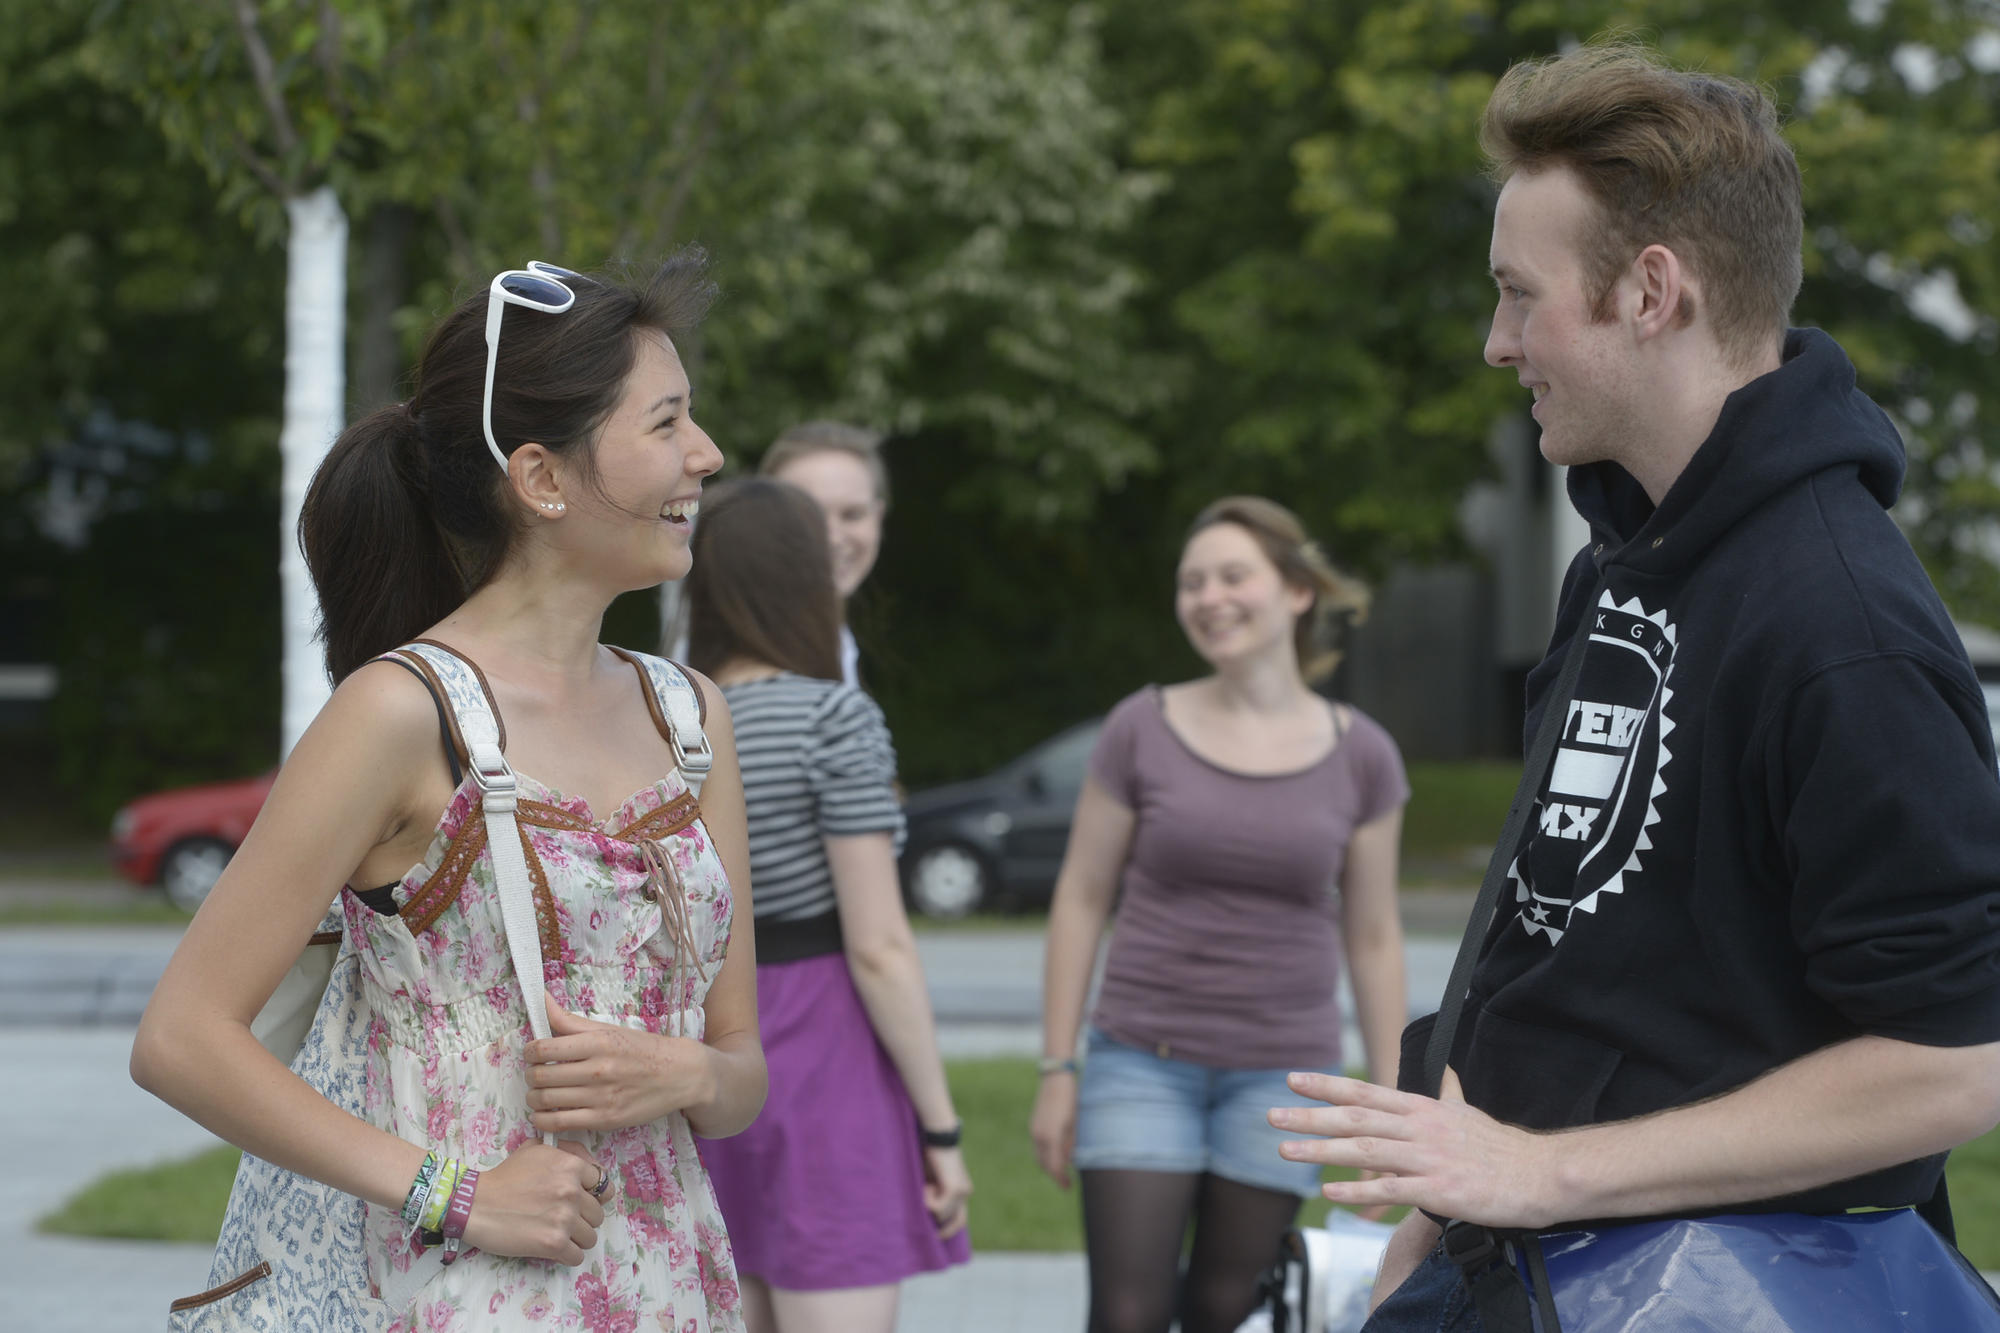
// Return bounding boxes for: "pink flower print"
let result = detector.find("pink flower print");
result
[693,1219,726,1257]
[504,1121,534,1154]
[628,1206,671,1248]
[485,983,512,1014]
[665,1230,691,1270]
[710,894,729,926]
[697,1251,740,1312]
[578,1272,638,1333]
[523,1291,555,1320]
[422,1298,455,1332]
[590,907,606,931]
[488,1293,505,1316]
[425,1098,453,1143]
[639,984,668,1021]
[463,1106,499,1160]
[621,1151,668,1203]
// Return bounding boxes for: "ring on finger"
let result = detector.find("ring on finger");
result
[590,1163,611,1198]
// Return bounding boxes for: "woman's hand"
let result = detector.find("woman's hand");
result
[922,1144,973,1239]
[1029,1072,1078,1188]
[464,1139,607,1266]
[524,1000,716,1134]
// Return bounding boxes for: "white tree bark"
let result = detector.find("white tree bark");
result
[279,186,349,757]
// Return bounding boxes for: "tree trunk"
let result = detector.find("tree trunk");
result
[280,185,349,757]
[351,202,415,414]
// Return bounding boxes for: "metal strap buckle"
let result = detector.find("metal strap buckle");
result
[671,730,714,781]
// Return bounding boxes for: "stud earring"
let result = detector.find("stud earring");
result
[538,501,565,512]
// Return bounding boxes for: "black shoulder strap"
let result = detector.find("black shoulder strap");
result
[1422,576,1604,1096]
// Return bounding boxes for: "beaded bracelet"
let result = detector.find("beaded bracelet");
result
[439,1168,481,1266]
[400,1151,441,1228]
[418,1158,465,1235]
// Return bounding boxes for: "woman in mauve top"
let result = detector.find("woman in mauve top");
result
[1032,495,1411,1333]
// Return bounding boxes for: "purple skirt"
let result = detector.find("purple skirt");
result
[699,951,972,1290]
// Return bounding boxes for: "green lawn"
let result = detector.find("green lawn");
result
[37,1142,244,1244]
[41,1057,1394,1252]
[45,1055,2000,1267]
[1400,761,1519,883]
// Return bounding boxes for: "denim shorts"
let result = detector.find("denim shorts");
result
[1071,1027,1335,1197]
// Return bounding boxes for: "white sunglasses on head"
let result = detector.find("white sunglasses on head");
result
[480,261,593,471]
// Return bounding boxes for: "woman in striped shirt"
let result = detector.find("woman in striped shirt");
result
[687,478,972,1333]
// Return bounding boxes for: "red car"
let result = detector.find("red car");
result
[110,772,276,911]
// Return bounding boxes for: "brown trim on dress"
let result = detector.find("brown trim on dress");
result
[169,1261,272,1311]
[612,789,701,844]
[515,821,566,974]
[398,789,702,954]
[410,637,508,753]
[400,816,490,936]
[307,930,343,947]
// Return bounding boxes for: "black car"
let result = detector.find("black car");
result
[899,718,1102,918]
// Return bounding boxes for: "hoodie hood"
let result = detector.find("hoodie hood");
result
[1567,328,1905,576]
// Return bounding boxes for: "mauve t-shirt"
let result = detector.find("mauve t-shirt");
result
[1087,686,1409,1071]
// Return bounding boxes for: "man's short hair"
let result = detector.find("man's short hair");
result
[1481,41,1803,365]
[758,420,890,508]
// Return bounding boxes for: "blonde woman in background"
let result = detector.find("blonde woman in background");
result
[1031,496,1411,1333]
[759,421,888,688]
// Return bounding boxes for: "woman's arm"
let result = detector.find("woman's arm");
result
[131,663,604,1264]
[825,828,972,1236]
[827,831,955,1129]
[1030,776,1137,1186]
[1339,807,1407,1090]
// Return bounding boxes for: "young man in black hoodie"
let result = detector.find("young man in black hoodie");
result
[1273,42,2000,1330]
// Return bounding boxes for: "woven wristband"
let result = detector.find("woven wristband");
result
[419,1158,462,1234]
[440,1169,481,1266]
[400,1151,439,1227]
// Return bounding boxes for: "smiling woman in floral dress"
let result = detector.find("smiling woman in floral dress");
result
[133,255,764,1332]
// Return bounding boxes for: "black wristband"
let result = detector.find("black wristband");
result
[919,1122,963,1149]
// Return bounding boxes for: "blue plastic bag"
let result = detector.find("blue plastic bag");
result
[1526,1209,2000,1331]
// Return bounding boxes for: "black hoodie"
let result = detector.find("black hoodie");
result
[1447,328,2000,1216]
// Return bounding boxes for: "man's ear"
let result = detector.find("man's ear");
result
[507,443,567,517]
[1629,243,1692,342]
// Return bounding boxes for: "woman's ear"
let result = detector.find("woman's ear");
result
[507,443,568,518]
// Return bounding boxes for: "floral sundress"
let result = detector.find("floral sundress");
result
[342,641,744,1333]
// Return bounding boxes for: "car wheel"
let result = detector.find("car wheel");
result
[905,842,991,920]
[160,837,235,913]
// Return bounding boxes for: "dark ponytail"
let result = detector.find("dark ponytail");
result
[300,405,465,682]
[300,251,718,682]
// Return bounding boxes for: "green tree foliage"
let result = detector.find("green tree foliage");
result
[0,2,285,821]
[7,1,1998,812]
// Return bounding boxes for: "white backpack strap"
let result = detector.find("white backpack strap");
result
[396,643,556,1147]
[610,648,713,796]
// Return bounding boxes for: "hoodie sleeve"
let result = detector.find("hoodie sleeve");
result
[1771,650,2000,1045]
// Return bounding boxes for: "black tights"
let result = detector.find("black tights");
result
[1081,1168,1302,1333]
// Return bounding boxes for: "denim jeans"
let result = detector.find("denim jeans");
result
[1359,1242,1483,1333]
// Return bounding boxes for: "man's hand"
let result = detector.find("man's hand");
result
[1270,1072,1561,1229]
[524,1000,716,1134]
